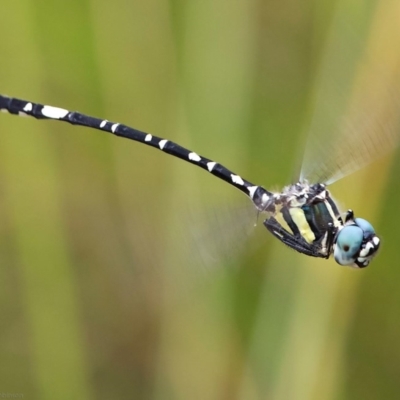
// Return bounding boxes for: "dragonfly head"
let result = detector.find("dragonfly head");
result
[333,214,380,268]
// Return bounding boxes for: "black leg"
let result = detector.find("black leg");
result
[263,217,327,258]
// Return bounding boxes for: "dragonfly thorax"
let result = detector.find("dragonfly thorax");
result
[261,182,380,267]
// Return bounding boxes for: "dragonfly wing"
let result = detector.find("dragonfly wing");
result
[300,17,400,185]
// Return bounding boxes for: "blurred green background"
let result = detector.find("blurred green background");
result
[0,0,400,399]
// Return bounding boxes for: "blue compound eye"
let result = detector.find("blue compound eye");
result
[354,218,375,236]
[334,225,364,266]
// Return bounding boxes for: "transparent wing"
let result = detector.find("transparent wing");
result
[185,199,263,271]
[300,12,400,185]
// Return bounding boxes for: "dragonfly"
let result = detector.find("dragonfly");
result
[1,93,389,268]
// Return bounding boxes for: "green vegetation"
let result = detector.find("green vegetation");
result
[0,0,398,399]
